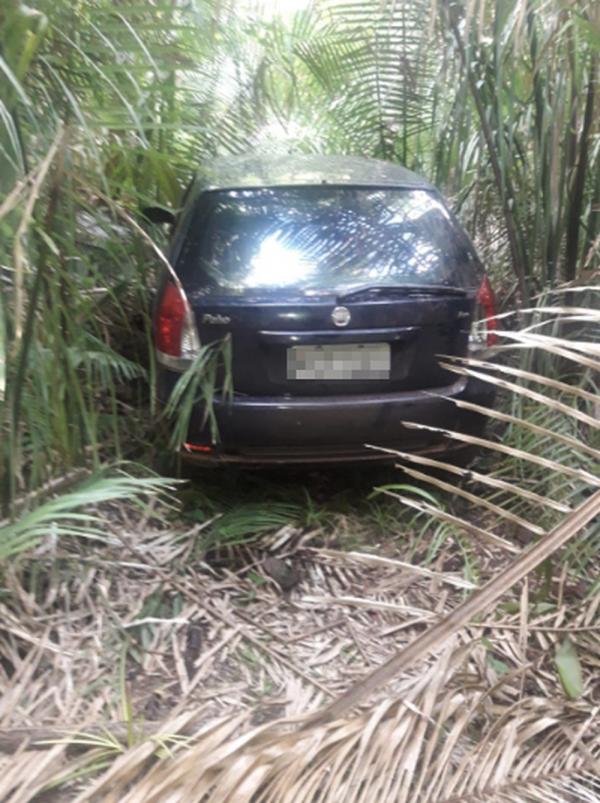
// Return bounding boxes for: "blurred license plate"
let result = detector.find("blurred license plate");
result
[288,343,390,380]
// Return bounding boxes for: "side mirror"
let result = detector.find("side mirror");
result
[141,206,176,226]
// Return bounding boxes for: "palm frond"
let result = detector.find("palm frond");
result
[0,470,176,561]
[34,644,598,802]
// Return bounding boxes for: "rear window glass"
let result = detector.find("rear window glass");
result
[178,187,481,294]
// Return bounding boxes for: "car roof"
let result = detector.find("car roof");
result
[194,154,433,192]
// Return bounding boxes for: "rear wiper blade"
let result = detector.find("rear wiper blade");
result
[336,283,467,301]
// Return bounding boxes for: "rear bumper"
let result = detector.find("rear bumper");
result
[175,376,495,465]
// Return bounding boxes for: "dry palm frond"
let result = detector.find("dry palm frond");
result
[401,419,600,488]
[376,489,520,552]
[304,490,600,727]
[443,354,599,407]
[382,448,572,513]
[438,362,599,431]
[0,484,595,802]
[31,644,599,803]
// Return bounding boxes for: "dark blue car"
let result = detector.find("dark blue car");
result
[150,155,497,464]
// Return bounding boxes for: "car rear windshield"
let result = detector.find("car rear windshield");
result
[178,187,481,294]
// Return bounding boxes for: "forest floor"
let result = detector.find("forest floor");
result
[2,463,597,800]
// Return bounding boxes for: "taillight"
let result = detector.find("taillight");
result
[183,442,214,454]
[470,274,498,349]
[155,280,200,369]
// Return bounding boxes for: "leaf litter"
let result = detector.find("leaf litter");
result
[0,477,598,801]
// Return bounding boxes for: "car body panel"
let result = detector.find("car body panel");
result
[185,295,472,397]
[191,154,433,194]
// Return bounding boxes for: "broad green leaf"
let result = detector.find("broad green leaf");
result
[555,638,584,700]
[487,654,510,676]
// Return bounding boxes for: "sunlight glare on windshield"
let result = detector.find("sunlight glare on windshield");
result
[244,234,316,287]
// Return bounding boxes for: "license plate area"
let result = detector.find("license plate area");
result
[287,343,391,381]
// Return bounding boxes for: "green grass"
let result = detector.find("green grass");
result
[180,465,411,538]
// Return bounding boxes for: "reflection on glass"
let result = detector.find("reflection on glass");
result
[245,233,316,287]
[186,187,478,295]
